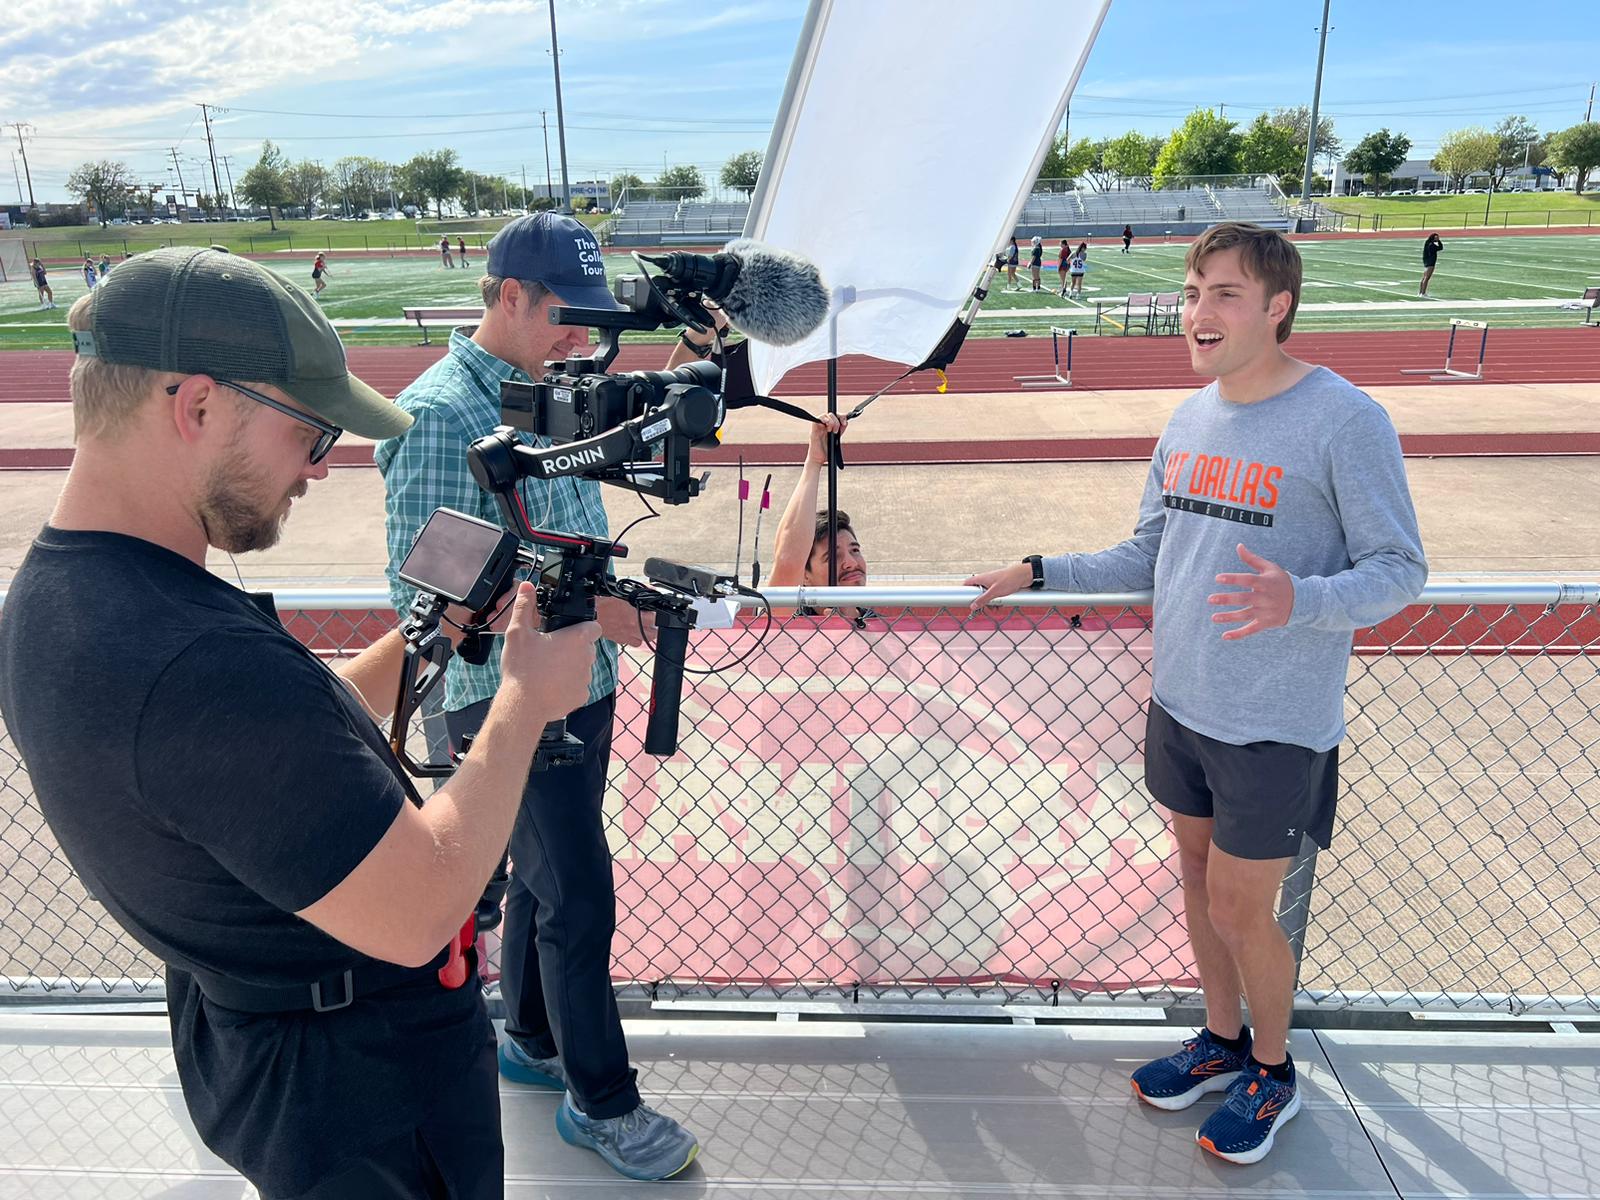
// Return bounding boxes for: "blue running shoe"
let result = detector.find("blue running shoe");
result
[497,1038,567,1091]
[1197,1065,1302,1165]
[1130,1029,1251,1111]
[556,1093,700,1181]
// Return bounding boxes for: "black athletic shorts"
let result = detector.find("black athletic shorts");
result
[1143,700,1339,861]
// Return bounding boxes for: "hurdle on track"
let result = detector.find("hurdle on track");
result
[1014,327,1075,389]
[1400,318,1489,382]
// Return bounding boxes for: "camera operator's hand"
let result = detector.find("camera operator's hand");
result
[964,562,1034,611]
[595,595,655,649]
[499,583,600,723]
[809,414,847,466]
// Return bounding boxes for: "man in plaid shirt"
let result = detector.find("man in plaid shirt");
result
[377,213,700,1182]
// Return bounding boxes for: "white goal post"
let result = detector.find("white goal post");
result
[0,239,28,284]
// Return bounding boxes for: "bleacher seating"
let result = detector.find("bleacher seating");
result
[1016,185,1289,230]
[609,197,749,239]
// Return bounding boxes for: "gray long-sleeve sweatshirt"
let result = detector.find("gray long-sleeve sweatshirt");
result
[1042,366,1428,752]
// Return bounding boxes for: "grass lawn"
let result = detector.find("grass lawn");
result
[3,212,611,261]
[1324,191,1600,231]
[4,232,1598,350]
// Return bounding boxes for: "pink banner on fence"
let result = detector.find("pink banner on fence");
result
[605,610,1198,995]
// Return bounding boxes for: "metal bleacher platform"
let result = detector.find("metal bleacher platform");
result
[607,197,751,244]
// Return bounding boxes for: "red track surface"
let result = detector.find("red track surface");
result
[3,327,1599,406]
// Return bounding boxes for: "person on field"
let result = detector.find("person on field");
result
[1028,235,1044,291]
[439,235,454,269]
[1123,223,1134,253]
[311,252,330,296]
[1419,233,1443,296]
[967,222,1426,1167]
[32,257,54,309]
[1057,239,1071,295]
[1005,236,1020,291]
[1068,241,1089,297]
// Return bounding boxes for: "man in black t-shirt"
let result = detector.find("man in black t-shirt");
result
[0,247,599,1199]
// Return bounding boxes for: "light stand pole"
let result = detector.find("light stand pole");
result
[547,1,573,212]
[1300,0,1332,204]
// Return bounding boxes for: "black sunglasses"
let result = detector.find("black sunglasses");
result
[166,379,342,464]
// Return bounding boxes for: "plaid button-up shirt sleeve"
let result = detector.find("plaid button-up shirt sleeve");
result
[376,332,617,714]
[379,399,484,623]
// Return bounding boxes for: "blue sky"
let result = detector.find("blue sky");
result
[5,0,1598,204]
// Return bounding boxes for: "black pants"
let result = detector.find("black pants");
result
[445,694,639,1119]
[278,1030,503,1199]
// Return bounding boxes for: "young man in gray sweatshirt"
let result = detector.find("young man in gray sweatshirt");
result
[967,222,1427,1166]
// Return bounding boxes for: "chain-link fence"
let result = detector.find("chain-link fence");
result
[2,583,1596,1016]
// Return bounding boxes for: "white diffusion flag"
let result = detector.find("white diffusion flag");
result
[744,0,1111,395]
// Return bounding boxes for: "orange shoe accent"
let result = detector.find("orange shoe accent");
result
[1198,1135,1221,1157]
[1131,1079,1147,1101]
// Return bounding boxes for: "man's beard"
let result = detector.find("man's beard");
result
[197,448,302,554]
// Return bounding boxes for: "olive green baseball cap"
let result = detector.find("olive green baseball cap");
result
[70,246,411,438]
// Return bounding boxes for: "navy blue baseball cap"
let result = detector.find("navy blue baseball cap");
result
[486,212,622,310]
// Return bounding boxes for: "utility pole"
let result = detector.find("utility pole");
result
[520,164,529,209]
[168,148,189,210]
[547,0,573,211]
[219,155,239,218]
[471,172,479,214]
[10,152,23,209]
[1588,82,1595,122]
[199,104,225,215]
[5,123,36,213]
[1300,0,1332,205]
[541,114,553,202]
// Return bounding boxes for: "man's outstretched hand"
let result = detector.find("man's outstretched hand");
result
[1209,543,1294,640]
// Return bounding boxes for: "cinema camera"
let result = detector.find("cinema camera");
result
[388,242,827,777]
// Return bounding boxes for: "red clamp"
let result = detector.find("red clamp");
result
[437,914,476,989]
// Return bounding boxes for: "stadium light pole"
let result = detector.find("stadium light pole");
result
[1300,0,1332,205]
[546,1,573,212]
[5,123,36,214]
[541,114,553,202]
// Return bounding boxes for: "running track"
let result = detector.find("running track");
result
[4,327,1599,402]
[4,327,1599,468]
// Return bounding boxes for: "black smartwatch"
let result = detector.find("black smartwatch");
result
[678,330,712,358]
[1023,554,1045,590]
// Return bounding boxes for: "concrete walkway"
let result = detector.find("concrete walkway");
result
[5,1012,1598,1198]
[4,382,1600,583]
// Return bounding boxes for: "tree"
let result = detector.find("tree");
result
[1240,113,1301,178]
[1271,105,1341,169]
[398,149,465,218]
[610,172,647,203]
[284,160,330,215]
[654,164,705,201]
[65,160,134,227]
[1431,127,1497,191]
[1547,122,1600,195]
[1489,114,1540,190]
[1100,131,1156,189]
[1036,134,1095,188]
[1344,128,1412,193]
[238,141,291,230]
[1154,108,1243,187]
[720,151,763,197]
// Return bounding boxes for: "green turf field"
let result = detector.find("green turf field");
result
[2,212,609,260]
[1324,191,1600,231]
[3,232,1597,349]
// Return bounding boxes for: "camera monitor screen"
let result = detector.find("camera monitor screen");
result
[398,509,518,609]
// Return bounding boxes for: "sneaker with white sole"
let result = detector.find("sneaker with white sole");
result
[555,1093,700,1181]
[1197,1064,1301,1164]
[1130,1028,1251,1111]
